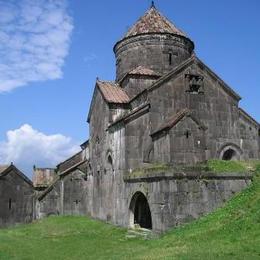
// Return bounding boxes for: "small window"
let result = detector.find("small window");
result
[185,130,191,139]
[8,198,12,210]
[168,53,172,65]
[185,74,204,94]
[107,154,114,173]
[108,155,113,167]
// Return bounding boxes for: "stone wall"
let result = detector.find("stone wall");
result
[114,34,194,81]
[36,165,252,233]
[123,171,252,233]
[33,167,56,190]
[36,151,89,218]
[36,179,61,219]
[0,166,34,228]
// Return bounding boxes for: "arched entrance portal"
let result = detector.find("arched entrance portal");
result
[222,149,236,160]
[218,143,242,161]
[129,192,152,229]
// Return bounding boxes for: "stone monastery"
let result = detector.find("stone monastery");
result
[1,3,259,232]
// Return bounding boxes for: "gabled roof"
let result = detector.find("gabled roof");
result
[38,159,88,201]
[239,108,259,127]
[128,66,161,77]
[118,66,161,84]
[0,164,33,187]
[108,103,150,129]
[57,150,83,172]
[97,80,130,104]
[37,176,60,201]
[0,165,9,174]
[124,5,186,38]
[130,55,241,104]
[150,56,241,101]
[151,109,207,137]
[87,80,130,123]
[80,139,89,150]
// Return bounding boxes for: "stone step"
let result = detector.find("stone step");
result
[126,227,155,240]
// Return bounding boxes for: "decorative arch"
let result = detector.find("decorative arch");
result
[218,143,243,161]
[108,154,113,164]
[143,143,154,163]
[129,192,152,229]
[106,150,114,173]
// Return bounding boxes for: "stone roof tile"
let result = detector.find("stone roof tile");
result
[125,6,186,38]
[0,165,9,174]
[97,80,130,104]
[128,66,161,77]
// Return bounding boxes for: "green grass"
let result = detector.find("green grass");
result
[131,160,257,177]
[206,159,259,173]
[131,163,170,177]
[0,164,260,259]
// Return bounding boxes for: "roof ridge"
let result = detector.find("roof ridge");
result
[239,108,259,126]
[151,108,208,137]
[0,165,10,174]
[124,6,186,38]
[129,66,161,76]
[151,108,191,137]
[0,164,33,186]
[96,80,130,104]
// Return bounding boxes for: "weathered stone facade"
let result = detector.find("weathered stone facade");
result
[33,167,56,191]
[34,5,259,232]
[2,5,259,232]
[0,164,34,227]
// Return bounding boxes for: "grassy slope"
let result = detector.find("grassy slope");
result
[0,163,259,260]
[131,159,258,177]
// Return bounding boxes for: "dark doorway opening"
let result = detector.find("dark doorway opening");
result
[222,149,236,160]
[133,193,152,229]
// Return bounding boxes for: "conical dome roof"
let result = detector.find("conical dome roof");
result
[124,5,186,38]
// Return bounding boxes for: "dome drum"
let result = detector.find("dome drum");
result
[114,33,194,81]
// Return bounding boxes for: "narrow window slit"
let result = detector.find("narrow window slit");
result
[8,198,12,210]
[168,53,172,65]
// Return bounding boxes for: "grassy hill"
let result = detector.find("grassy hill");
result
[0,162,259,260]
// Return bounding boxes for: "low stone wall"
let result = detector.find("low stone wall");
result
[35,168,252,233]
[124,171,252,232]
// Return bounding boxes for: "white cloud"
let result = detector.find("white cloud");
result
[0,124,80,177]
[0,0,73,92]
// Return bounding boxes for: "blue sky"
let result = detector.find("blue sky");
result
[0,0,259,177]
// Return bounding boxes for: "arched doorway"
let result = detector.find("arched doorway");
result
[218,143,242,161]
[129,192,152,229]
[222,149,236,160]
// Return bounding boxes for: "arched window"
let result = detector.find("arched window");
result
[108,155,113,167]
[107,154,114,173]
